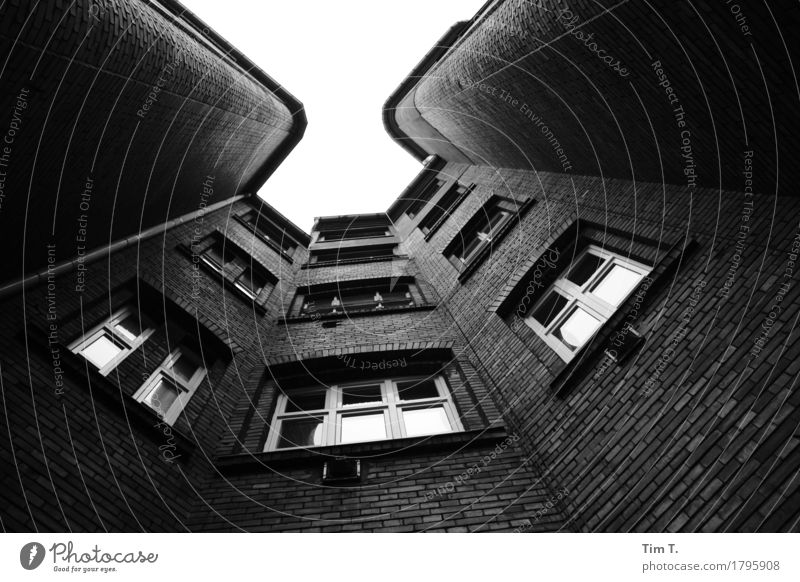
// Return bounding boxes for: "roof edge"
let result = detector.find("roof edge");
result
[155,0,307,193]
[381,22,468,162]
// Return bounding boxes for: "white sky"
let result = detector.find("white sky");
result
[180,0,486,233]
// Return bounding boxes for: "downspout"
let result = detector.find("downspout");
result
[0,194,246,299]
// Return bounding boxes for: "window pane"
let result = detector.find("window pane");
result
[169,353,200,384]
[143,377,180,417]
[341,384,383,407]
[380,290,414,308]
[205,241,240,268]
[311,245,395,263]
[486,209,510,235]
[591,264,642,306]
[531,292,569,327]
[81,334,124,368]
[237,268,268,296]
[339,292,377,310]
[461,233,487,261]
[339,413,386,444]
[242,210,258,226]
[555,307,602,350]
[277,417,324,448]
[396,378,439,401]
[114,314,142,342]
[566,252,604,286]
[205,243,226,266]
[284,390,327,413]
[402,406,451,437]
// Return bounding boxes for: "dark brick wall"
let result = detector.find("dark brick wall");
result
[7,166,797,531]
[192,438,561,532]
[3,0,798,534]
[397,160,800,532]
[388,0,799,196]
[185,206,560,531]
[1,194,562,532]
[0,0,301,282]
[0,197,300,531]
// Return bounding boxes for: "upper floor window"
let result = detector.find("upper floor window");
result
[198,235,277,302]
[405,177,445,219]
[68,305,154,375]
[265,375,462,450]
[239,209,298,258]
[133,344,206,425]
[524,245,650,361]
[307,244,397,266]
[289,278,423,317]
[418,183,473,238]
[315,216,392,242]
[445,196,523,272]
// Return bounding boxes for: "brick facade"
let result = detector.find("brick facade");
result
[0,0,304,282]
[1,0,798,533]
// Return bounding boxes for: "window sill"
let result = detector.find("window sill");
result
[215,426,510,473]
[279,303,436,324]
[301,254,409,269]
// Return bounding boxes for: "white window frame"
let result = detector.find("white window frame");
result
[68,305,155,376]
[264,376,463,451]
[133,346,207,425]
[525,245,650,362]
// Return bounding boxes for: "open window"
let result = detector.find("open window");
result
[523,245,650,361]
[133,344,207,425]
[68,305,155,376]
[265,375,462,450]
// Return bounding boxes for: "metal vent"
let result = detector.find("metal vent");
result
[322,458,361,484]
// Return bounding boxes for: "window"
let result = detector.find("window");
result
[290,278,423,317]
[239,210,298,257]
[524,245,650,361]
[68,305,155,375]
[315,216,392,242]
[405,177,445,218]
[445,197,525,272]
[133,345,206,425]
[265,376,462,450]
[198,236,277,302]
[307,244,397,266]
[418,183,473,238]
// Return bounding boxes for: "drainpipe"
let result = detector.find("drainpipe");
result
[0,194,247,299]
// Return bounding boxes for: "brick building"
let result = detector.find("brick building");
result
[1,1,799,532]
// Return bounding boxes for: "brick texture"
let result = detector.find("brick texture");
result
[0,0,300,282]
